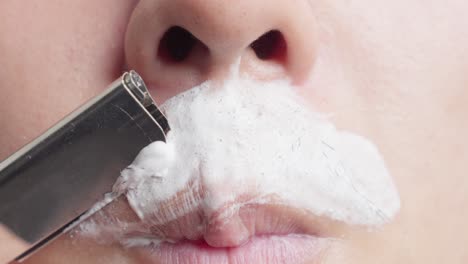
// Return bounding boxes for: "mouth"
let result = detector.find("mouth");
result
[83,195,341,264]
[134,234,327,264]
[133,207,334,264]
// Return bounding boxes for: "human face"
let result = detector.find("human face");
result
[1,0,468,263]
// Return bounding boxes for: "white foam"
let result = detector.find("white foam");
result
[113,76,400,227]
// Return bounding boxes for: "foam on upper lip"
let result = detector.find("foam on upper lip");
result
[77,75,400,248]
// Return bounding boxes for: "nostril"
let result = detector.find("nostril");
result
[158,26,201,63]
[250,30,287,62]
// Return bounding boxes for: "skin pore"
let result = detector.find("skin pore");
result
[1,0,468,263]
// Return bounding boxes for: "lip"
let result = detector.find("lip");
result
[79,194,344,263]
[104,195,343,264]
[134,234,328,264]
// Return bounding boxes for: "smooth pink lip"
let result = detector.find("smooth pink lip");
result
[86,194,343,263]
[135,234,327,264]
[121,200,339,264]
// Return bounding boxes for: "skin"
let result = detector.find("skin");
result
[1,0,468,263]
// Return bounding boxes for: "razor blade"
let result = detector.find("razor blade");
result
[0,71,169,262]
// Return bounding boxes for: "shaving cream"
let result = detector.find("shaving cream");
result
[110,76,400,229]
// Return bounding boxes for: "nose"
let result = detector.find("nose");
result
[125,0,317,101]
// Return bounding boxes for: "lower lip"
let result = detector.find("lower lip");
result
[134,234,328,264]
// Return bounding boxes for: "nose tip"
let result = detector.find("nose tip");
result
[125,0,316,100]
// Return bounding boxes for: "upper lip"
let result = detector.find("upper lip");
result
[114,193,344,248]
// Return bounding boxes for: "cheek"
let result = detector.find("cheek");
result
[301,1,468,261]
[301,0,468,162]
[0,0,137,159]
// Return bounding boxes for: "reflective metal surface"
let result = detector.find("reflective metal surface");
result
[0,71,169,261]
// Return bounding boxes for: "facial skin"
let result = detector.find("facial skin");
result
[1,0,468,263]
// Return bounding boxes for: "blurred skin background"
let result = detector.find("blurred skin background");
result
[1,0,468,263]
